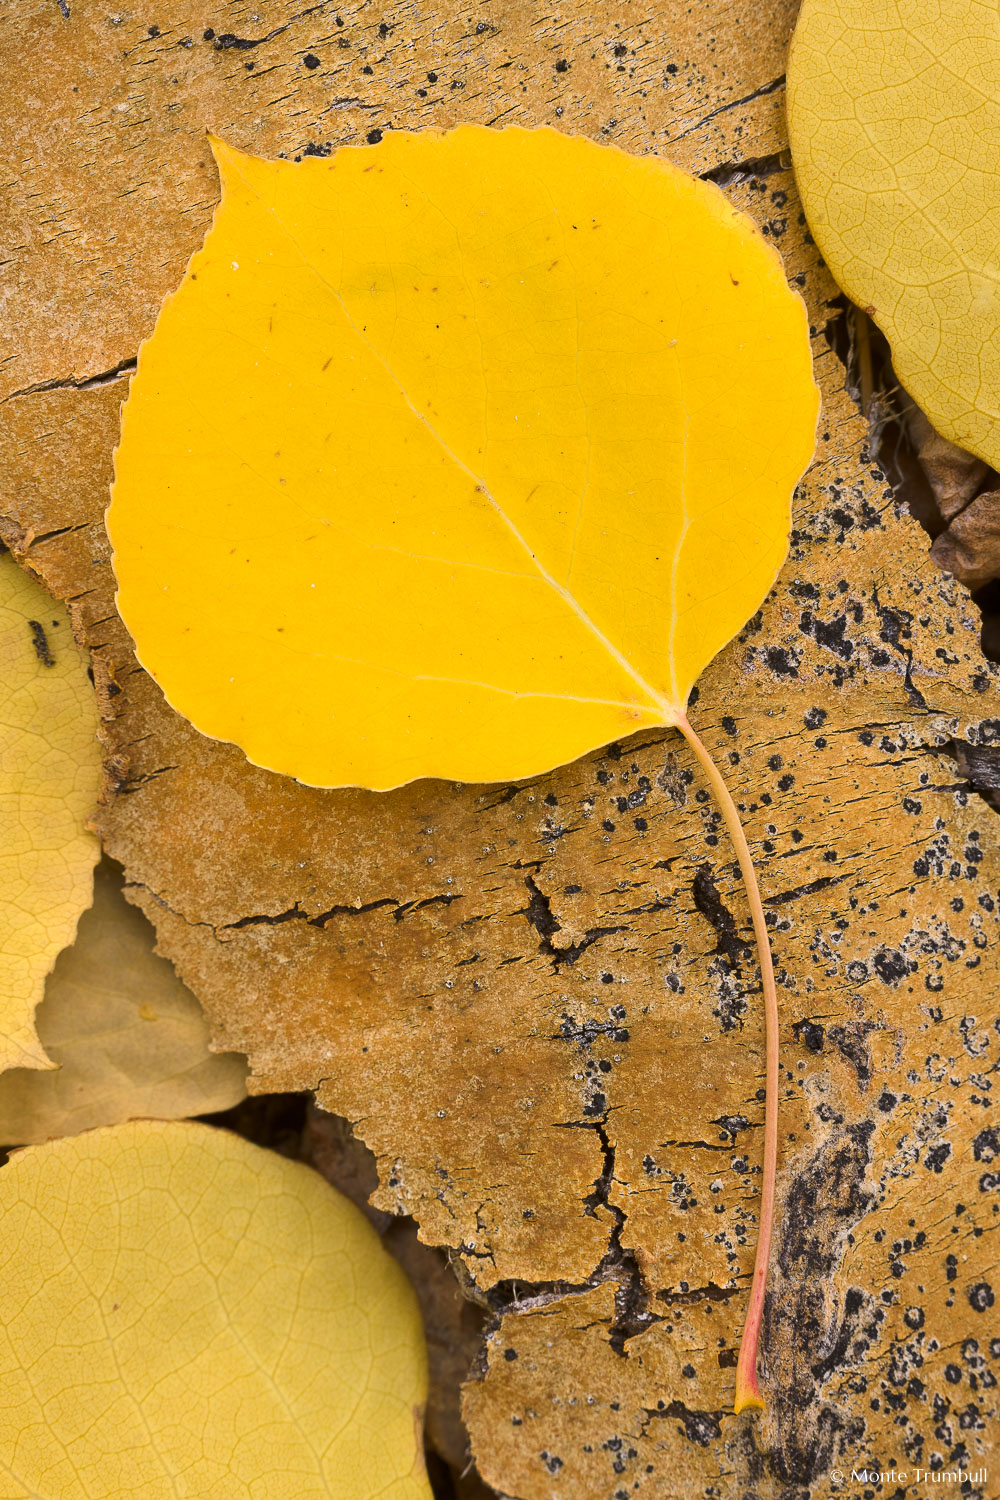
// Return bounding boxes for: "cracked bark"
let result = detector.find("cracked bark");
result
[0,357,137,406]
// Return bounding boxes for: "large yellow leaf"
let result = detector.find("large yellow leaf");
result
[108,126,818,790]
[0,1119,430,1499]
[787,0,1000,468]
[0,859,247,1145]
[0,552,101,1072]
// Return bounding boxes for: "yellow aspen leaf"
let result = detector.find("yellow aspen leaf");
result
[0,1119,431,1499]
[0,551,101,1073]
[0,860,247,1145]
[787,0,1000,467]
[108,125,818,791]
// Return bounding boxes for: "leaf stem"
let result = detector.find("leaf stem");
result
[676,712,778,1414]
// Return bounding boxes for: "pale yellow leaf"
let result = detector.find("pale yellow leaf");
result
[0,1119,431,1499]
[0,551,101,1072]
[788,0,1000,468]
[108,125,818,790]
[0,859,247,1144]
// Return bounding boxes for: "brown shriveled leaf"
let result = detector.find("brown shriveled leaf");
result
[906,408,992,525]
[931,491,1000,592]
[0,858,247,1145]
[3,7,1000,1495]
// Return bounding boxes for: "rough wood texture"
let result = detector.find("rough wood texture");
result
[2,3,998,1495]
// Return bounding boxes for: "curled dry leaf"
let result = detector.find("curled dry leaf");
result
[905,408,992,525]
[0,1119,431,1499]
[0,858,247,1145]
[108,125,818,789]
[0,551,101,1072]
[931,490,1000,591]
[788,0,1000,470]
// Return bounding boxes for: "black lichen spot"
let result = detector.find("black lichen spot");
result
[827,1020,874,1087]
[968,1281,994,1313]
[504,1347,518,1361]
[659,1401,721,1445]
[303,52,320,68]
[214,32,261,49]
[924,1142,952,1173]
[762,644,801,678]
[366,128,383,144]
[876,600,912,649]
[554,57,569,71]
[27,621,55,667]
[873,948,907,985]
[793,1019,825,1053]
[800,610,853,659]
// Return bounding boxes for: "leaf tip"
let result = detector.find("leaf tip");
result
[206,132,249,183]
